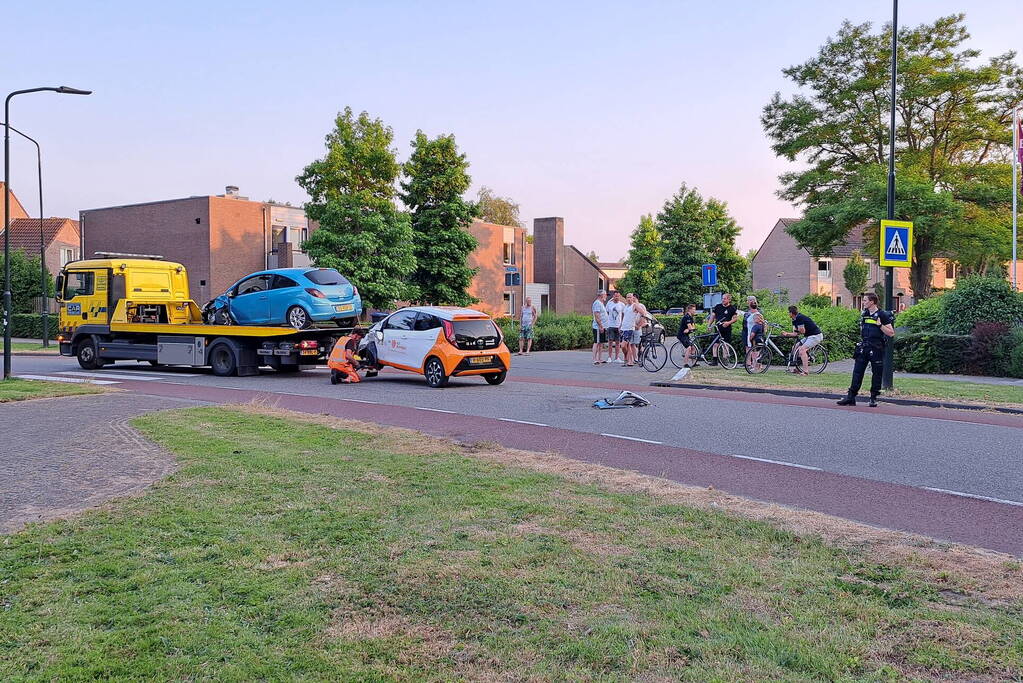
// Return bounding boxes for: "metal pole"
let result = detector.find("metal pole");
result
[1013,107,1018,292]
[882,0,898,391]
[4,94,12,380]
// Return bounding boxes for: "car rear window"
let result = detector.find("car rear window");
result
[304,269,350,286]
[451,319,498,338]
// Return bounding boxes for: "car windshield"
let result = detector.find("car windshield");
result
[451,319,498,338]
[304,269,349,286]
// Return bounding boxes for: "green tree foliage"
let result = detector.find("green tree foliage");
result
[651,185,745,309]
[0,249,53,314]
[617,214,663,301]
[400,131,480,306]
[476,186,522,227]
[297,108,415,310]
[762,14,1023,299]
[939,275,1023,334]
[842,251,869,301]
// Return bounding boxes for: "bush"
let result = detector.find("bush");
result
[940,276,1023,335]
[894,333,971,374]
[499,313,594,351]
[799,293,832,308]
[964,322,1010,376]
[896,295,945,333]
[751,288,789,306]
[993,327,1023,379]
[7,313,59,339]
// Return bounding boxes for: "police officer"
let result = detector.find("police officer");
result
[837,293,895,407]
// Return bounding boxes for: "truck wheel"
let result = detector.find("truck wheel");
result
[287,306,311,329]
[424,356,449,388]
[209,343,238,377]
[76,338,103,370]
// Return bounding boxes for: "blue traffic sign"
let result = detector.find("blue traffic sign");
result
[702,263,718,287]
[880,220,913,268]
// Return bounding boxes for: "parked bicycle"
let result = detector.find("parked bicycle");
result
[744,322,829,374]
[668,322,738,370]
[638,329,668,372]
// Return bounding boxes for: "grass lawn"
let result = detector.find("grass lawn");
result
[0,377,105,402]
[11,342,58,353]
[2,407,1021,680]
[680,366,1023,406]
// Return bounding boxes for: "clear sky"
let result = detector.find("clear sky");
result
[4,1,1019,260]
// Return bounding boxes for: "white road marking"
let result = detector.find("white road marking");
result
[415,407,456,414]
[728,454,822,471]
[343,399,380,404]
[924,487,1023,507]
[18,374,120,385]
[600,433,663,445]
[57,371,164,382]
[499,418,549,426]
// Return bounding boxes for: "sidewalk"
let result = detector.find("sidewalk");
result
[824,358,1023,387]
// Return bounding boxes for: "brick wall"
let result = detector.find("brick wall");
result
[467,220,528,317]
[208,197,266,297]
[532,217,563,310]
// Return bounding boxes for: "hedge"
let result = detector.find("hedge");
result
[4,313,59,339]
[894,333,971,374]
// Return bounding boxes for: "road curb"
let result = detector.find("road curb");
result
[649,381,1023,416]
[12,352,61,358]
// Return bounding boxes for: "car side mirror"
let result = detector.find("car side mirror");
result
[55,275,65,301]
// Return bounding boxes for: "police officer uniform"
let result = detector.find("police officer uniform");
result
[838,307,894,407]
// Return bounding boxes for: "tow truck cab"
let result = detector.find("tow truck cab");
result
[56,253,337,376]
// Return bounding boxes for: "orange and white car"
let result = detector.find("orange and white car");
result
[362,306,511,388]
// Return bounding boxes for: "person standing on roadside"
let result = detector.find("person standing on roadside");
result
[620,293,638,366]
[707,293,738,365]
[837,293,895,407]
[517,296,537,356]
[591,290,608,365]
[677,303,697,367]
[604,291,625,363]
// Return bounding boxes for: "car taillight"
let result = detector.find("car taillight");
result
[441,320,457,345]
[305,288,326,298]
[297,340,319,349]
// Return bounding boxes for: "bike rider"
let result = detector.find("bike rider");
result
[676,303,697,367]
[782,305,823,376]
[837,293,895,407]
[707,293,737,365]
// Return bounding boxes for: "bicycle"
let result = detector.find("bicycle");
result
[744,323,829,375]
[668,322,738,370]
[637,330,668,372]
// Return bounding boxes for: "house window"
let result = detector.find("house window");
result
[297,227,309,251]
[60,248,76,265]
[503,242,515,265]
[504,272,521,287]
[598,276,605,292]
[817,259,832,279]
[503,292,514,315]
[836,296,842,306]
[945,262,957,281]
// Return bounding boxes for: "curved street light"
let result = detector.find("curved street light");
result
[4,85,91,379]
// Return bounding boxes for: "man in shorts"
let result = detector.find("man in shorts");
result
[591,290,608,365]
[518,296,537,355]
[677,303,697,367]
[620,293,638,365]
[782,305,823,375]
[604,291,626,363]
[707,292,738,364]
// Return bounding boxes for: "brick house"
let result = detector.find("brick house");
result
[597,260,628,291]
[466,220,532,318]
[751,218,964,308]
[80,187,315,305]
[2,217,80,276]
[532,217,610,315]
[0,182,30,228]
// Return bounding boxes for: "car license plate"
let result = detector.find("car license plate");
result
[469,356,493,365]
[300,349,319,356]
[334,304,354,313]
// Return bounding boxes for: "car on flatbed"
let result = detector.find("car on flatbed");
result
[363,306,511,387]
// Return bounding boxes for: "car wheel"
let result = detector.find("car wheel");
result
[424,356,449,388]
[209,343,238,377]
[214,307,232,325]
[76,338,103,370]
[483,370,507,385]
[287,305,311,329]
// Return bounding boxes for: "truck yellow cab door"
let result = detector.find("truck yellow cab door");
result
[59,269,107,331]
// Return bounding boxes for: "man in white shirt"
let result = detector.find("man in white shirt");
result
[604,291,626,363]
[591,290,608,364]
[620,293,638,366]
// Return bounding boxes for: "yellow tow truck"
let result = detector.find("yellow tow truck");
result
[56,253,339,376]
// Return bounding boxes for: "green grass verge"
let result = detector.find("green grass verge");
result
[2,407,1021,679]
[681,367,1023,406]
[11,342,58,353]
[0,377,104,402]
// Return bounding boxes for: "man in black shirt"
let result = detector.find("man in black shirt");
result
[838,293,895,407]
[782,305,823,375]
[676,303,697,367]
[708,293,738,365]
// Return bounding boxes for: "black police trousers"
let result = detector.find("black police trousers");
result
[848,343,884,398]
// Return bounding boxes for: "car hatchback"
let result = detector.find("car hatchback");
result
[211,267,362,328]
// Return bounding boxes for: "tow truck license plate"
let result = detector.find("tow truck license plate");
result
[334,304,354,313]
[469,355,493,365]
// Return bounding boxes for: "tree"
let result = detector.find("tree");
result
[297,107,415,310]
[843,250,870,302]
[476,186,522,227]
[585,250,599,263]
[0,250,52,314]
[650,185,712,309]
[616,214,663,301]
[400,130,480,306]
[703,197,748,298]
[762,14,1023,299]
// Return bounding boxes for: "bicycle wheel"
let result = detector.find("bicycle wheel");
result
[806,345,829,374]
[744,344,771,374]
[715,342,738,370]
[642,342,668,372]
[669,340,688,368]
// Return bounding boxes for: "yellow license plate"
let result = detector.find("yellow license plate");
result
[469,356,493,365]
[334,304,354,313]
[300,349,319,356]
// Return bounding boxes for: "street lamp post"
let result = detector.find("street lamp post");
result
[4,86,91,380]
[0,122,48,347]
[881,0,898,391]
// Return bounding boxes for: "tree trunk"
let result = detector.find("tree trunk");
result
[910,255,933,301]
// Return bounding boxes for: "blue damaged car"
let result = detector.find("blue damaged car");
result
[206,267,362,329]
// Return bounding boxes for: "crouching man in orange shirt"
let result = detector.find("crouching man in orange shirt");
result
[328,327,367,384]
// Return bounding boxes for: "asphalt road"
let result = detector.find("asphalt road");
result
[12,351,1023,554]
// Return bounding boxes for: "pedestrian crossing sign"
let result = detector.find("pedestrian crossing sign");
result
[879,219,913,268]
